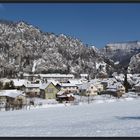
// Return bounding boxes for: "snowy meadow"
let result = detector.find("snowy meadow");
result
[0,96,140,137]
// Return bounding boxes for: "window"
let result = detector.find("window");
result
[47,88,53,93]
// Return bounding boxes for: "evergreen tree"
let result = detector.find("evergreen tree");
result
[3,81,15,89]
[123,68,131,93]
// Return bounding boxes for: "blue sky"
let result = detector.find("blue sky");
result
[0,3,140,48]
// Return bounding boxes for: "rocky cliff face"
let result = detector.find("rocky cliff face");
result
[128,53,140,74]
[102,41,140,68]
[0,20,115,78]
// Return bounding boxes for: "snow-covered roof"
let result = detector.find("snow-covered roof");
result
[80,74,88,77]
[25,83,41,88]
[47,79,59,86]
[78,83,95,90]
[89,79,101,84]
[40,74,74,78]
[57,90,65,95]
[106,88,117,92]
[0,89,23,98]
[40,82,52,90]
[106,82,124,90]
[11,79,29,87]
[107,85,117,89]
[23,73,39,77]
[101,78,117,86]
[61,83,78,87]
[80,78,88,83]
[68,79,82,85]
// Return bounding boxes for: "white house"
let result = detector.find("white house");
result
[59,83,79,94]
[0,89,26,108]
[106,82,125,94]
[78,83,98,96]
[24,83,41,97]
[101,78,118,89]
[89,79,104,92]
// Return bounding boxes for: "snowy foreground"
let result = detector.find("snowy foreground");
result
[0,97,140,137]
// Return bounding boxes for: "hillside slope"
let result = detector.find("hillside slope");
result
[0,20,115,78]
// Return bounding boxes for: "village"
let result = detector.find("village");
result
[0,72,140,111]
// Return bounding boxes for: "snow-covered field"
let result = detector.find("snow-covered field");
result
[0,97,140,137]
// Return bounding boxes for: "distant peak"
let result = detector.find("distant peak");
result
[16,21,30,27]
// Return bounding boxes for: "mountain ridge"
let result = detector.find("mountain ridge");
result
[0,19,116,78]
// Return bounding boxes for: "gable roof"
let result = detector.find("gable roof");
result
[106,82,124,90]
[39,82,53,90]
[47,79,59,86]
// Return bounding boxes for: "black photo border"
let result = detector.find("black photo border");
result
[0,0,140,140]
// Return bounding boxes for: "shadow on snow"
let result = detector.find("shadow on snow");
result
[115,116,140,120]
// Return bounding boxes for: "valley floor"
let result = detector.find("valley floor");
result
[0,97,140,137]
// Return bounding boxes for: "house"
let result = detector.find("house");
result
[107,82,125,93]
[94,83,104,93]
[78,83,98,96]
[56,90,75,102]
[40,82,59,99]
[89,79,104,92]
[104,82,125,97]
[101,78,117,90]
[0,89,26,110]
[58,83,79,94]
[24,83,41,97]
